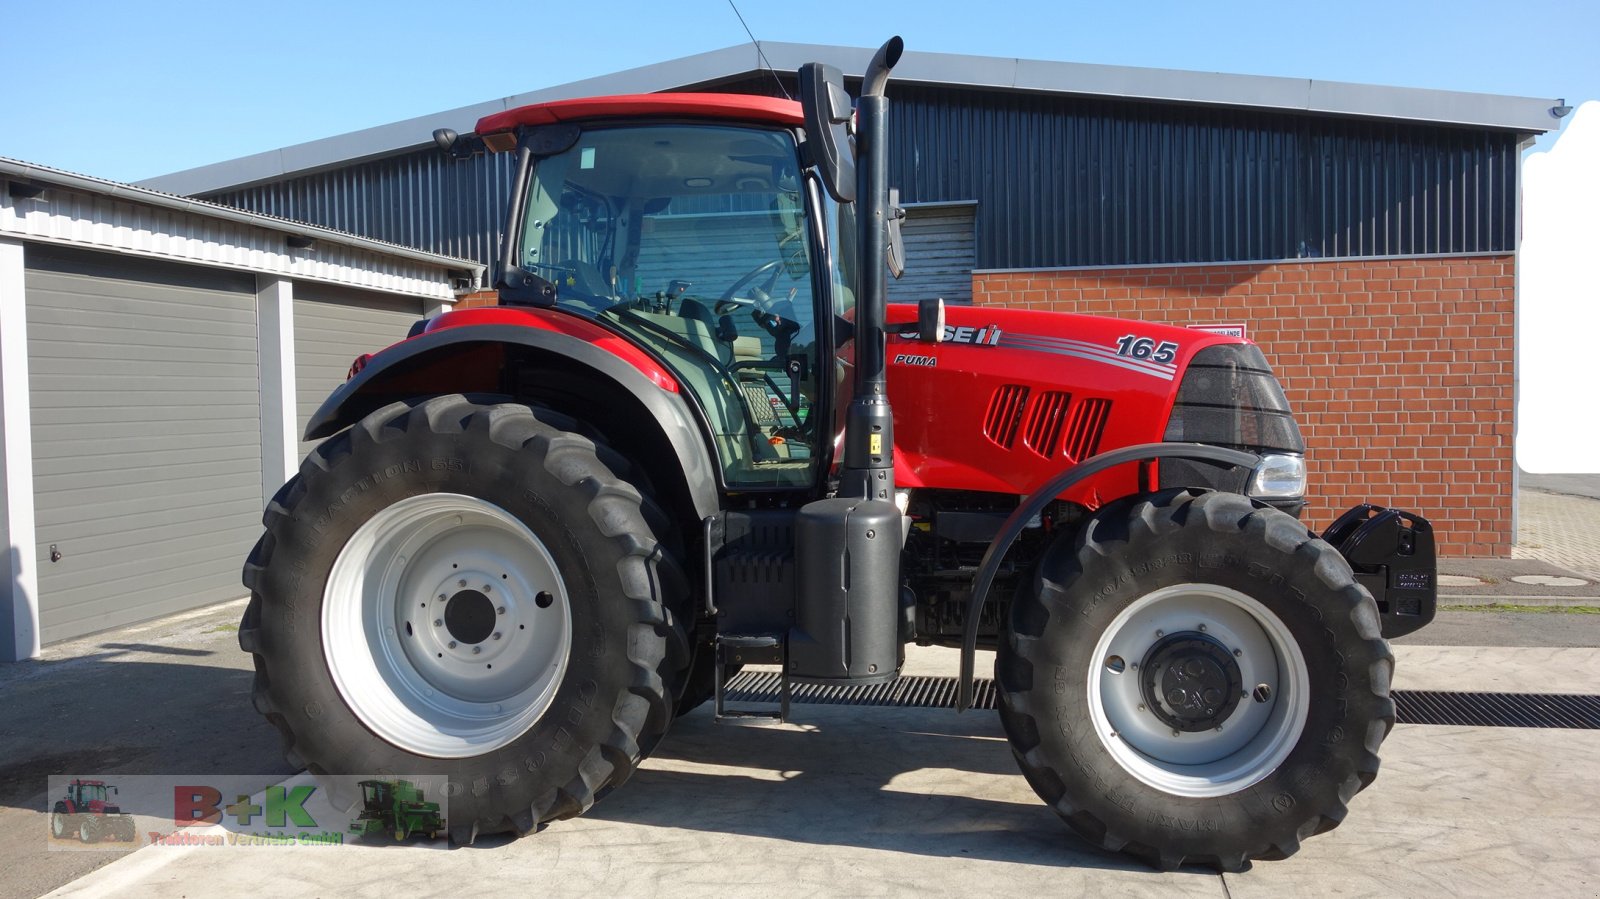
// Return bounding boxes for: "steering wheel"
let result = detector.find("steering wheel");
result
[715,259,785,315]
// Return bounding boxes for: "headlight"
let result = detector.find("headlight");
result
[1248,453,1306,499]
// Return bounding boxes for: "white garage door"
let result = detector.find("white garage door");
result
[294,285,425,455]
[26,248,263,643]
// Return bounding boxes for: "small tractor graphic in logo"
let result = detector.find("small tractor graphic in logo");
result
[51,779,136,843]
[348,780,443,842]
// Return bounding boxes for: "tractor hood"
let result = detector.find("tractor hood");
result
[884,302,1303,506]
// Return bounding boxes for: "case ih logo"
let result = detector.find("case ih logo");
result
[943,324,1002,346]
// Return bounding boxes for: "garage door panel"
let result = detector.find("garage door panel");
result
[35,483,262,531]
[30,416,261,443]
[33,509,260,554]
[27,340,259,367]
[43,562,262,638]
[294,288,423,455]
[30,387,261,411]
[39,525,263,591]
[32,445,259,481]
[26,254,263,644]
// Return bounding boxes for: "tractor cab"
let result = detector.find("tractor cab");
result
[67,779,112,809]
[504,118,837,490]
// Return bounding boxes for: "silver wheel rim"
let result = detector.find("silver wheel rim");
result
[51,814,64,837]
[1088,583,1310,798]
[322,493,573,758]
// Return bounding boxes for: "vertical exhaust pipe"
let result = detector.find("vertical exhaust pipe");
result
[838,35,904,502]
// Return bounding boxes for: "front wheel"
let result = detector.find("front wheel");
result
[998,489,1394,871]
[240,396,689,844]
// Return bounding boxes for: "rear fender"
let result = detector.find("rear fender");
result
[303,323,720,521]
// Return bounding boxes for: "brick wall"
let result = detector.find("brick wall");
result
[974,255,1515,557]
[453,290,498,310]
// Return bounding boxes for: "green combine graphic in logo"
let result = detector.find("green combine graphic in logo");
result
[347,780,444,842]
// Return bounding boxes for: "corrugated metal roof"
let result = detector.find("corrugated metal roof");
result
[2,156,483,299]
[139,42,1563,197]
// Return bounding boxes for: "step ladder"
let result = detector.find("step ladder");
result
[713,634,791,723]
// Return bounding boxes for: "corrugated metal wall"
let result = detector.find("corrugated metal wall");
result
[886,84,1518,268]
[207,149,517,268]
[205,79,1521,273]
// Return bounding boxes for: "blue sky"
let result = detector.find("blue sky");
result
[4,0,1596,183]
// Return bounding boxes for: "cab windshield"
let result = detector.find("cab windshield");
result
[518,124,819,489]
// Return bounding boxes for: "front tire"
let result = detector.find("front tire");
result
[240,396,689,844]
[997,489,1394,871]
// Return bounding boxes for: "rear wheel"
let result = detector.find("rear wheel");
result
[241,396,689,844]
[78,819,98,844]
[50,804,74,840]
[998,489,1394,871]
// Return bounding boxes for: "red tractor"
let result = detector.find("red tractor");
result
[241,38,1435,870]
[51,779,136,843]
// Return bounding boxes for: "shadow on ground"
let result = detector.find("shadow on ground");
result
[582,703,1175,875]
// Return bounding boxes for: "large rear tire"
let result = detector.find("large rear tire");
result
[997,489,1394,871]
[50,804,75,840]
[240,396,689,844]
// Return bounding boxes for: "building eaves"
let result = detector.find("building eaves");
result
[139,42,1564,197]
[3,156,484,286]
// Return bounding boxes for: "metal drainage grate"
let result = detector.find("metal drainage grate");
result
[1394,690,1600,729]
[723,672,1600,730]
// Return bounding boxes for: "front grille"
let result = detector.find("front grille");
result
[723,672,1600,729]
[983,385,1030,449]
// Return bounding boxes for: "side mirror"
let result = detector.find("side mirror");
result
[886,188,906,279]
[798,62,856,203]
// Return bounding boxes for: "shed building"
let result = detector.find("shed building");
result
[141,43,1564,560]
[0,159,481,660]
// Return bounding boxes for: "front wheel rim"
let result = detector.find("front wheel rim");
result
[323,493,574,759]
[1087,583,1310,798]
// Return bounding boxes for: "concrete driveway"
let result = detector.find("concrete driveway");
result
[17,607,1600,899]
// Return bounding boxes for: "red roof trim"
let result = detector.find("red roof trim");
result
[476,93,804,135]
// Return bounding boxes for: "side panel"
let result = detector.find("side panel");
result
[885,303,1237,504]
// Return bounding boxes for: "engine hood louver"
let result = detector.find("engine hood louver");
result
[1064,397,1112,462]
[1023,391,1072,458]
[983,385,1030,448]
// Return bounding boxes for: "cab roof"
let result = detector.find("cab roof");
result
[475,93,805,136]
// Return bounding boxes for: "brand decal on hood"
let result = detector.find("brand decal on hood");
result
[942,324,1003,346]
[998,332,1179,381]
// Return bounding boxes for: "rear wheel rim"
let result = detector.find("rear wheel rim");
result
[323,493,573,758]
[1087,583,1310,798]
